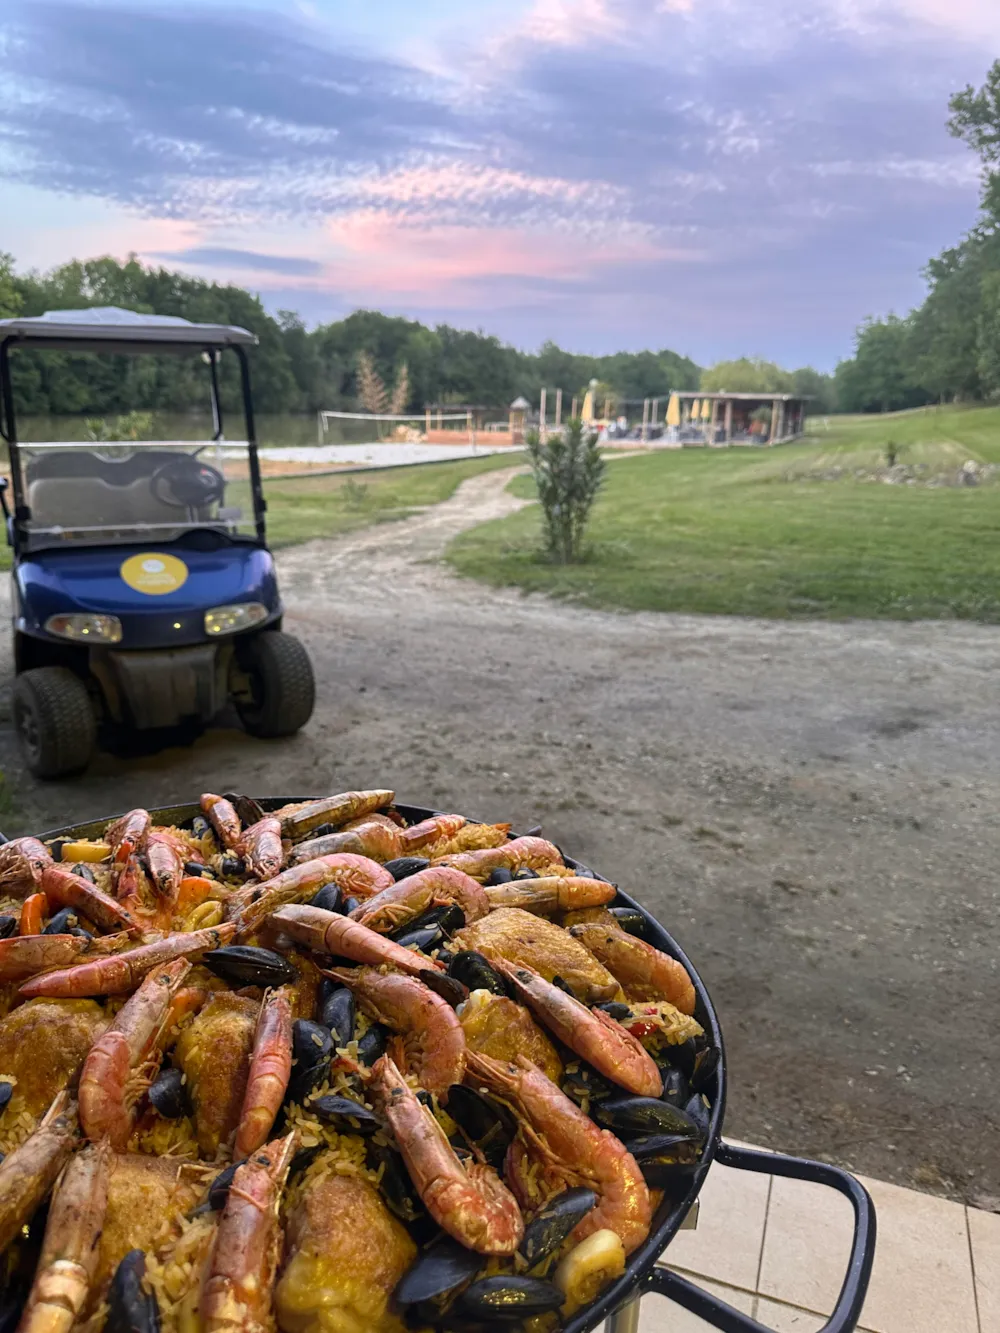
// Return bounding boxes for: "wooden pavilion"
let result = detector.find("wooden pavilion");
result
[670,392,809,446]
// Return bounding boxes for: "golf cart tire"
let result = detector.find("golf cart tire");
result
[13,666,97,780]
[236,631,315,739]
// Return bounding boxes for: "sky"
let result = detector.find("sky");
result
[1,0,998,369]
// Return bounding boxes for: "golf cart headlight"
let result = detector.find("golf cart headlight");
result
[204,603,268,636]
[45,614,123,644]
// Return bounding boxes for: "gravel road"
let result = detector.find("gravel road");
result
[1,465,997,1206]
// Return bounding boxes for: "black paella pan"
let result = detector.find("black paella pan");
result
[35,797,878,1333]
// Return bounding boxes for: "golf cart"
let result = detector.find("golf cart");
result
[0,307,316,779]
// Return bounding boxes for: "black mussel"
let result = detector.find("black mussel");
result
[207,1160,244,1210]
[356,1022,389,1066]
[190,814,212,841]
[685,1092,711,1138]
[394,924,444,953]
[290,1144,324,1179]
[667,1037,698,1079]
[594,1096,702,1140]
[484,866,514,886]
[368,1143,425,1223]
[625,1132,699,1163]
[448,950,509,998]
[513,867,540,880]
[392,902,465,939]
[520,1187,598,1267]
[220,855,246,879]
[457,1276,563,1321]
[394,1236,482,1307]
[288,1020,333,1101]
[446,1084,517,1170]
[49,839,69,862]
[0,916,17,940]
[561,1065,615,1106]
[596,1000,632,1023]
[310,883,342,915]
[384,856,431,882]
[148,1068,188,1119]
[69,863,97,884]
[43,907,80,935]
[568,861,598,880]
[318,983,355,1046]
[202,946,298,987]
[105,1249,160,1333]
[660,1068,690,1107]
[0,1082,13,1112]
[343,895,361,915]
[68,927,93,940]
[690,1046,721,1094]
[312,1095,381,1134]
[183,860,214,880]
[305,822,337,840]
[610,905,647,937]
[222,792,265,827]
[550,974,576,997]
[418,968,468,1008]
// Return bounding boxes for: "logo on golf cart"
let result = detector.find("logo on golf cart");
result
[120,553,189,595]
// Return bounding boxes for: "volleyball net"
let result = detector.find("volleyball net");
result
[317,409,477,446]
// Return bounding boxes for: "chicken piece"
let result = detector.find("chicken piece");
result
[0,999,105,1150]
[275,1162,416,1333]
[460,989,564,1083]
[453,909,623,1004]
[174,992,259,1156]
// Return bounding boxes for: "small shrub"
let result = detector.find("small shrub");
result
[84,411,154,442]
[341,477,370,509]
[526,418,605,563]
[885,439,904,467]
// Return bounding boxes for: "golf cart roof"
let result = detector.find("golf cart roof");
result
[0,307,259,353]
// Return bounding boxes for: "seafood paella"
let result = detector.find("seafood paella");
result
[0,791,718,1332]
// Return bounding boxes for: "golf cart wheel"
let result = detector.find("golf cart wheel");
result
[235,631,315,739]
[13,667,97,779]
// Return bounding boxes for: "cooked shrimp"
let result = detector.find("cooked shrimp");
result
[107,808,151,868]
[323,966,466,1096]
[465,1049,652,1255]
[234,986,293,1158]
[19,892,46,935]
[432,836,564,881]
[226,855,393,941]
[290,816,402,866]
[201,793,242,849]
[276,789,394,838]
[18,924,235,999]
[350,866,489,934]
[0,837,52,897]
[0,934,100,984]
[0,1091,78,1255]
[78,957,193,1148]
[371,1054,523,1255]
[41,864,139,935]
[493,960,663,1097]
[239,817,284,882]
[569,921,696,1014]
[484,876,617,915]
[399,813,466,853]
[269,904,444,975]
[145,829,187,898]
[200,1131,297,1333]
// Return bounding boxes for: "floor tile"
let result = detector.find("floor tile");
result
[638,1274,755,1333]
[757,1175,855,1316]
[663,1158,771,1291]
[969,1205,1000,1333]
[754,1296,827,1332]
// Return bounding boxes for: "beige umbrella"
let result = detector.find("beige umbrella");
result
[701,397,713,420]
[690,398,700,421]
[581,388,595,423]
[666,393,681,427]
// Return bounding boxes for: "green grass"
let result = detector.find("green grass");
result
[447,405,1000,622]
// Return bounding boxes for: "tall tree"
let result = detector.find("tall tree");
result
[948,59,1000,222]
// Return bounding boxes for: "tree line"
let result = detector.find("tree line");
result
[834,60,1000,413]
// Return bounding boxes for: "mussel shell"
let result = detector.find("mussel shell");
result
[356,1023,389,1067]
[596,1001,632,1023]
[690,1046,721,1094]
[220,855,246,879]
[520,1187,597,1267]
[105,1249,160,1333]
[448,950,509,998]
[183,860,213,880]
[393,924,444,953]
[594,1096,702,1140]
[394,1236,482,1306]
[684,1092,711,1138]
[288,1020,333,1100]
[311,1095,381,1134]
[623,1132,698,1163]
[318,983,355,1046]
[42,907,80,935]
[0,1082,12,1112]
[49,839,69,862]
[609,905,647,937]
[207,1160,244,1210]
[148,1068,189,1119]
[310,884,342,915]
[69,863,97,884]
[385,856,431,882]
[668,1038,699,1079]
[290,1144,324,1179]
[550,974,575,997]
[392,903,465,939]
[660,1067,690,1107]
[561,1065,615,1107]
[484,867,514,886]
[513,868,540,880]
[418,968,468,1008]
[446,1084,517,1170]
[202,946,298,987]
[0,916,17,940]
[367,1143,425,1223]
[190,815,212,841]
[457,1276,563,1320]
[222,792,266,828]
[343,896,361,915]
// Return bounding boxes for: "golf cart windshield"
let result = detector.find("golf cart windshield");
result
[16,439,257,551]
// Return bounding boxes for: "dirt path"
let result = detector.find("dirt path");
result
[0,465,997,1207]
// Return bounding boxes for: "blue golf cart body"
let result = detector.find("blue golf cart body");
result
[0,307,315,778]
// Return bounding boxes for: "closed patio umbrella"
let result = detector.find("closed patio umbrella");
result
[666,393,681,427]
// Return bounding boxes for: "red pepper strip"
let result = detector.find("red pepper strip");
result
[626,1020,659,1039]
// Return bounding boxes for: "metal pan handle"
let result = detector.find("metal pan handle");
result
[624,1141,876,1333]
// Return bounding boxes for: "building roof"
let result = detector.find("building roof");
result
[510,396,531,410]
[0,306,258,352]
[674,391,809,402]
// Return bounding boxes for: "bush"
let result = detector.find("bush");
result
[526,418,605,562]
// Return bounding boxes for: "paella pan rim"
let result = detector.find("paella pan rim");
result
[37,796,727,1333]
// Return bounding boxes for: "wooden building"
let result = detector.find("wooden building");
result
[669,392,809,446]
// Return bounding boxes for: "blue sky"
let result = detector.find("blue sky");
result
[1,0,997,369]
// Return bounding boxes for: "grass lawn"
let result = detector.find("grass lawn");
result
[447,405,1000,621]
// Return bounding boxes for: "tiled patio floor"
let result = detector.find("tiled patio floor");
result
[636,1145,998,1333]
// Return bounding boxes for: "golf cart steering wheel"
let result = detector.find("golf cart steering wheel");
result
[150,456,226,510]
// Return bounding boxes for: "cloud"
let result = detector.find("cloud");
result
[149,246,323,275]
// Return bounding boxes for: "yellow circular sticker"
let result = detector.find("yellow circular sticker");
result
[120,553,189,596]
